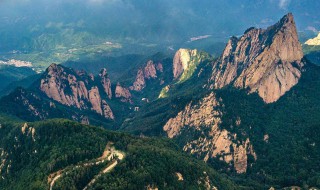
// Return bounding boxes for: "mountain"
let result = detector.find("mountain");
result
[210,13,303,103]
[40,63,115,120]
[122,13,320,189]
[0,116,238,190]
[162,13,304,172]
[0,53,176,126]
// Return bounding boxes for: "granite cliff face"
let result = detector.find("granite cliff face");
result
[210,13,304,103]
[131,60,163,91]
[163,93,256,173]
[173,49,208,82]
[115,82,132,102]
[99,68,112,99]
[40,64,114,120]
[163,14,304,173]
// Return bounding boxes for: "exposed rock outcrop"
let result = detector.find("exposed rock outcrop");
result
[21,123,36,142]
[144,60,157,79]
[163,92,256,173]
[305,33,320,45]
[99,68,112,99]
[89,87,103,115]
[115,82,132,102]
[173,49,208,82]
[210,13,304,103]
[102,100,115,120]
[40,64,89,109]
[131,60,163,92]
[40,64,114,120]
[156,63,163,72]
[131,69,146,91]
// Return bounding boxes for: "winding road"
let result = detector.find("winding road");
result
[48,143,125,190]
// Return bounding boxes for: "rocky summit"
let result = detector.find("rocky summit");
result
[162,13,305,174]
[40,63,115,120]
[210,13,304,103]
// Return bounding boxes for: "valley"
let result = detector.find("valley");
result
[0,1,319,189]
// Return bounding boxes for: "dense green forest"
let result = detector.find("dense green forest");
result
[0,117,238,190]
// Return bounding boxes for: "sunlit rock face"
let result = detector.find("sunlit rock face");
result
[99,68,112,99]
[211,13,304,103]
[40,63,114,120]
[131,60,162,92]
[115,82,132,102]
[164,92,256,173]
[305,33,320,46]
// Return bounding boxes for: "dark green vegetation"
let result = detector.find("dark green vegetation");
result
[0,65,36,92]
[0,117,237,190]
[303,45,320,65]
[0,87,115,128]
[0,73,41,97]
[122,52,214,135]
[213,62,320,189]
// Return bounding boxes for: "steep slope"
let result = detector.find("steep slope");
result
[163,13,306,174]
[211,13,304,103]
[173,48,210,82]
[0,53,175,126]
[122,50,214,134]
[0,87,115,126]
[163,92,257,174]
[39,63,115,120]
[0,117,238,190]
[159,49,212,98]
[0,64,135,127]
[130,60,163,92]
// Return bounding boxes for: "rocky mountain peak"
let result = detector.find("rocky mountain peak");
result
[99,68,112,99]
[40,64,114,120]
[278,12,294,27]
[211,13,304,103]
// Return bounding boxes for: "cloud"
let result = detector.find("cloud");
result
[306,26,319,33]
[279,0,291,10]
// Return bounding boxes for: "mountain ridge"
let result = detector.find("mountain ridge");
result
[210,13,304,103]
